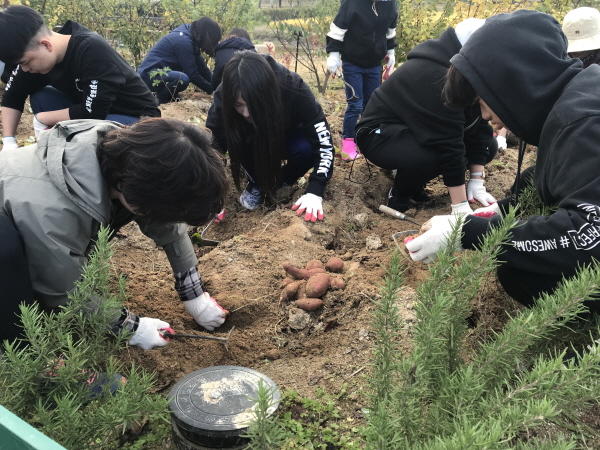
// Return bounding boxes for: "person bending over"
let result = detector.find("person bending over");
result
[407,10,600,312]
[138,17,221,104]
[211,27,256,91]
[0,118,229,349]
[356,18,497,214]
[206,51,334,222]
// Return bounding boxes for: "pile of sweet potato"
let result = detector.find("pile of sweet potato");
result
[280,257,346,311]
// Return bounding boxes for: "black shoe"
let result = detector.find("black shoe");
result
[387,188,410,213]
[411,187,431,203]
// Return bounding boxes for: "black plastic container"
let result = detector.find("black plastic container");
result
[168,366,281,449]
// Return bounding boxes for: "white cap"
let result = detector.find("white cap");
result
[563,7,600,53]
[455,18,486,46]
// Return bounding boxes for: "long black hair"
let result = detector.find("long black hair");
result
[190,17,221,57]
[221,51,285,199]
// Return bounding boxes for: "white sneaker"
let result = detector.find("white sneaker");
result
[239,185,262,210]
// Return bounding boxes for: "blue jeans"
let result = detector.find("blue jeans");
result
[151,71,190,103]
[30,86,139,125]
[241,128,313,188]
[341,61,381,139]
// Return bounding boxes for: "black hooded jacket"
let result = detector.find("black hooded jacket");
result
[2,21,160,120]
[326,0,397,68]
[455,10,600,277]
[357,27,494,187]
[211,37,256,91]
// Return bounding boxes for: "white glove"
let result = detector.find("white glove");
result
[467,178,496,206]
[292,193,324,222]
[405,215,464,264]
[451,201,472,216]
[128,317,172,350]
[33,115,50,139]
[385,49,395,70]
[496,135,507,150]
[184,292,228,331]
[326,52,341,76]
[473,202,502,219]
[2,136,18,151]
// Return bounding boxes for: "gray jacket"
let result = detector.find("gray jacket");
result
[0,120,198,307]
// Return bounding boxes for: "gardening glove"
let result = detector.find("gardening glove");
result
[213,208,227,223]
[451,201,472,216]
[496,135,507,150]
[385,49,395,70]
[467,178,496,206]
[2,136,17,151]
[33,114,50,139]
[327,52,341,77]
[184,292,229,331]
[128,317,173,350]
[472,202,503,219]
[292,193,324,222]
[405,215,464,264]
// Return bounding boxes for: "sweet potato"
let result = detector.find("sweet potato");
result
[305,273,331,298]
[307,267,326,277]
[280,277,295,288]
[325,257,344,273]
[280,280,302,304]
[283,262,309,280]
[305,259,324,270]
[295,298,324,311]
[329,277,346,290]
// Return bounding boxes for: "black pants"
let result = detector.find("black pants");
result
[356,123,498,199]
[0,215,34,343]
[496,166,600,312]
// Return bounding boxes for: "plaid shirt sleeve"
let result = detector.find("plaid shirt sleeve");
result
[174,266,205,301]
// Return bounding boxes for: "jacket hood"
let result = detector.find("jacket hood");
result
[407,27,461,67]
[450,10,582,146]
[171,24,192,37]
[216,36,256,52]
[35,120,121,224]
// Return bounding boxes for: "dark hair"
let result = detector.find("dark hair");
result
[442,65,479,109]
[222,51,285,199]
[99,118,228,226]
[190,17,221,58]
[0,6,50,63]
[227,27,251,41]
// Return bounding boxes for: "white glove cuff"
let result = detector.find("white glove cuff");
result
[496,135,507,149]
[451,201,472,216]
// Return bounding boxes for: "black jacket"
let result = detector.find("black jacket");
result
[206,55,333,197]
[357,27,494,187]
[211,37,256,91]
[137,24,213,95]
[326,0,397,68]
[2,21,160,120]
[455,10,600,277]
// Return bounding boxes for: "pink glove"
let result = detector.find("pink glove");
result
[213,209,227,223]
[183,292,228,331]
[128,318,173,350]
[405,215,464,264]
[292,193,324,222]
[472,202,502,218]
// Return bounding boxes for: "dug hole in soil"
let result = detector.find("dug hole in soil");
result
[2,83,534,430]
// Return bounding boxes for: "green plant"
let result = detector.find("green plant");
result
[244,380,287,450]
[0,226,169,450]
[149,66,185,102]
[364,208,600,448]
[517,175,559,219]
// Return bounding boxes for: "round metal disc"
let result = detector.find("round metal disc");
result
[168,366,281,436]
